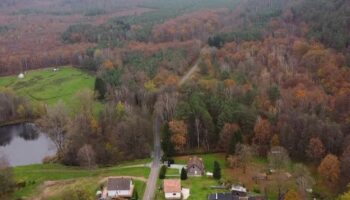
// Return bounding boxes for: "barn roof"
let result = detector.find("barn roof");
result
[187,156,205,170]
[107,178,131,191]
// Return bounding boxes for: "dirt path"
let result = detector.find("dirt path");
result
[99,176,147,183]
[178,61,199,86]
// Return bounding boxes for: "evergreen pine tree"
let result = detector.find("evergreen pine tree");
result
[94,77,107,100]
[161,123,175,157]
[213,161,221,180]
[181,167,188,180]
[159,165,167,179]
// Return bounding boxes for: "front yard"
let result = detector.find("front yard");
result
[155,153,314,200]
[12,159,151,199]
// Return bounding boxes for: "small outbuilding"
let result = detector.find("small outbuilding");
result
[187,156,205,176]
[231,185,247,197]
[164,179,182,200]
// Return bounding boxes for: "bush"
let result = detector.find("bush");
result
[132,187,139,200]
[15,181,26,188]
[168,159,175,165]
[159,165,167,179]
[61,188,93,200]
[253,186,261,194]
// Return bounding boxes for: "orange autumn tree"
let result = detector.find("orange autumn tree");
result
[254,118,272,145]
[102,60,114,70]
[284,190,302,200]
[169,120,188,152]
[306,137,325,162]
[318,154,340,185]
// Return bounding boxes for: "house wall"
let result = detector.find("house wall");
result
[187,165,203,176]
[165,192,181,199]
[107,190,132,197]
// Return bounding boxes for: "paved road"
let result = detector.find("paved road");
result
[143,58,201,200]
[143,116,161,200]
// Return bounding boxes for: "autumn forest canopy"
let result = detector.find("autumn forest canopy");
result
[0,0,350,199]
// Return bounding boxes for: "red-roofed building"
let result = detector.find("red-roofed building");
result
[163,179,182,199]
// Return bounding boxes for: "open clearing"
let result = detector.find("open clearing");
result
[0,66,96,108]
[13,159,151,199]
[155,153,308,200]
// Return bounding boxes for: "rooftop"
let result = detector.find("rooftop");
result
[107,178,132,191]
[163,179,181,193]
[187,156,205,170]
[231,185,247,193]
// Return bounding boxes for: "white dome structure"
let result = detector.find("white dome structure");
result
[18,73,24,79]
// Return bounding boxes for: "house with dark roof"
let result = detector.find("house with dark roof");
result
[187,156,205,176]
[208,193,239,200]
[106,177,134,199]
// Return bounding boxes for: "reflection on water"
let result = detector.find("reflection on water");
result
[0,123,56,166]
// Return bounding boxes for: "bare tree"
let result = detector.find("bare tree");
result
[293,163,315,198]
[268,146,290,171]
[0,153,14,196]
[38,101,69,159]
[154,91,178,122]
[268,146,291,197]
[77,144,96,169]
[235,144,254,174]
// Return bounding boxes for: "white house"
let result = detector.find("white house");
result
[164,179,182,199]
[107,177,134,199]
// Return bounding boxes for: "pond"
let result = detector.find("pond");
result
[0,123,56,166]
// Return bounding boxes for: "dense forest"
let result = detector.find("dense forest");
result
[0,0,350,199]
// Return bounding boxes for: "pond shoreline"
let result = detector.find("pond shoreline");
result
[0,122,56,166]
[0,119,35,128]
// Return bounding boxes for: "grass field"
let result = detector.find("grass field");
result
[156,153,307,200]
[0,66,98,110]
[12,159,151,199]
[174,153,227,173]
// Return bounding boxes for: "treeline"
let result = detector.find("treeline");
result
[0,45,89,76]
[0,89,43,125]
[292,0,350,51]
[38,91,153,166]
[62,20,131,47]
[161,17,350,197]
[85,40,200,100]
[207,0,290,48]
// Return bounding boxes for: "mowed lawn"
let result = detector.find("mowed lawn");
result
[160,153,302,200]
[0,66,96,108]
[174,153,227,172]
[13,159,151,199]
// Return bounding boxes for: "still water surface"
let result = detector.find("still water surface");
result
[0,123,56,166]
